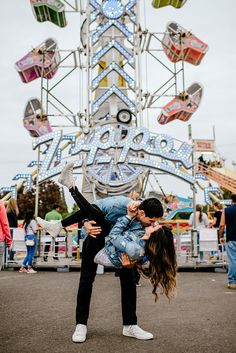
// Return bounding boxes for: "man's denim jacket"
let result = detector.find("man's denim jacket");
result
[105,215,146,268]
[80,196,132,238]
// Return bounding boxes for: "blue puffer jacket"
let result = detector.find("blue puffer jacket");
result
[80,196,132,238]
[105,215,146,268]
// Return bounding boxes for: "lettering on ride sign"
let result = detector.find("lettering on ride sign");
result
[29,125,194,185]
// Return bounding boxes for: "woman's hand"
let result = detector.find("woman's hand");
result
[141,224,163,240]
[83,221,102,238]
[127,201,140,218]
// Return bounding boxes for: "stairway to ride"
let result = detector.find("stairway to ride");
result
[197,163,236,193]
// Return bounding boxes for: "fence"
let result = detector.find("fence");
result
[3,224,227,270]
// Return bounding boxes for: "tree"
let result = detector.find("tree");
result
[17,180,68,219]
[220,186,232,200]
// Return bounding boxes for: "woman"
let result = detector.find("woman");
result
[189,204,209,230]
[95,218,177,301]
[0,201,12,270]
[6,198,19,261]
[19,212,38,274]
[189,204,209,261]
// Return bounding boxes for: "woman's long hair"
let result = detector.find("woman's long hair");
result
[196,204,203,222]
[6,198,19,216]
[23,211,35,232]
[137,225,177,301]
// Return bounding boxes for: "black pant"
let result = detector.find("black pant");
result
[44,241,58,258]
[63,186,137,325]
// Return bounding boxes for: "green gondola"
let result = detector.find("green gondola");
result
[152,0,188,9]
[30,0,67,28]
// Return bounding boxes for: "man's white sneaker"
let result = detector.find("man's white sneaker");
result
[72,324,87,343]
[58,162,76,190]
[36,217,62,238]
[122,325,153,340]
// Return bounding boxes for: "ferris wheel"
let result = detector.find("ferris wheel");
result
[1,0,212,205]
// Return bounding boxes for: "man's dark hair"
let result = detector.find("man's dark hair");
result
[231,194,236,203]
[53,204,60,210]
[138,198,163,218]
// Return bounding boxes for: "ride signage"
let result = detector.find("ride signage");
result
[30,125,194,186]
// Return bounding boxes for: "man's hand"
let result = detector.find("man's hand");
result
[83,221,102,238]
[120,253,136,268]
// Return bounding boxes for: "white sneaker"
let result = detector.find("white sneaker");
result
[58,162,76,190]
[72,324,87,343]
[27,268,37,274]
[37,217,62,238]
[122,325,153,340]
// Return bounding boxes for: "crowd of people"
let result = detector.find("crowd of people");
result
[197,155,224,168]
[0,162,236,343]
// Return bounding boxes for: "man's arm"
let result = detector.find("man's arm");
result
[219,210,225,243]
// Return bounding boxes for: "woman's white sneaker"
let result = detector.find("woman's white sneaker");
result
[36,217,62,238]
[72,324,87,343]
[27,268,37,274]
[122,325,153,340]
[58,162,76,190]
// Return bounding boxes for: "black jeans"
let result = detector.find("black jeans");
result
[63,186,137,326]
[44,240,58,258]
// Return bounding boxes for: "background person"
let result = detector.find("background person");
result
[19,211,38,274]
[0,201,12,270]
[220,194,236,289]
[43,204,62,262]
[211,202,223,258]
[189,204,209,261]
[6,198,19,261]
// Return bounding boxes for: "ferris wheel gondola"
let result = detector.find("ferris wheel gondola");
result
[30,0,67,27]
[23,98,52,138]
[162,22,209,65]
[15,38,60,83]
[157,82,203,125]
[152,0,188,9]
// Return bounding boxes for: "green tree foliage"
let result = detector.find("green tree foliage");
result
[17,180,68,219]
[220,186,232,200]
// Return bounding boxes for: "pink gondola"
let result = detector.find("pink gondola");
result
[162,22,208,65]
[158,83,203,125]
[23,98,52,137]
[15,38,60,83]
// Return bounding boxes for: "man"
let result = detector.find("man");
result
[43,204,62,261]
[37,163,164,343]
[219,194,236,289]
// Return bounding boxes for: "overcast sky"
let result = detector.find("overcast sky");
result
[0,0,236,207]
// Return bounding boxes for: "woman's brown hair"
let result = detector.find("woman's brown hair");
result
[196,204,203,222]
[137,225,177,301]
[6,198,19,216]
